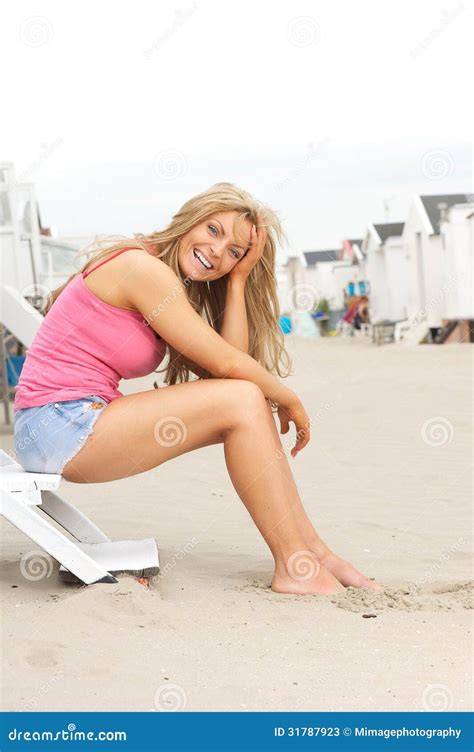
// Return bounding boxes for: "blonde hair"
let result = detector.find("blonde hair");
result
[45,181,292,386]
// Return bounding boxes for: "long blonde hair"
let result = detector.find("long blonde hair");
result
[45,181,292,386]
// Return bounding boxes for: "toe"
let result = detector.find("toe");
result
[362,578,384,592]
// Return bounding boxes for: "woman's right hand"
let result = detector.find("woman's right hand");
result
[276,393,311,458]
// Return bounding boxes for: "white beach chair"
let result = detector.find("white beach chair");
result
[0,449,159,585]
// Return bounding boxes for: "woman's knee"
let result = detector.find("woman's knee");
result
[221,379,268,425]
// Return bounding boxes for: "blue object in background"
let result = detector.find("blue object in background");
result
[7,355,25,386]
[279,315,292,334]
[359,280,366,295]
[347,282,355,296]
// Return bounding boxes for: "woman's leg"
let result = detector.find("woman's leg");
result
[262,401,383,591]
[62,378,343,595]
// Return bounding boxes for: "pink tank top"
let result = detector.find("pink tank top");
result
[14,248,167,409]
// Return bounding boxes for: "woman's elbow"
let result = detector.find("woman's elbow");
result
[211,353,248,380]
[207,360,230,379]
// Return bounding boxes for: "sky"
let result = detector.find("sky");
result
[1,0,472,258]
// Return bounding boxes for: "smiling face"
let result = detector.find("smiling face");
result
[177,210,252,281]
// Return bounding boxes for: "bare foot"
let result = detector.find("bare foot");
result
[307,536,383,591]
[271,563,345,596]
[320,552,384,592]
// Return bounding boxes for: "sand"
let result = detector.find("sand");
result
[0,337,472,712]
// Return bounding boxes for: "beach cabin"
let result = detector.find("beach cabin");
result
[0,162,91,306]
[282,242,368,334]
[438,201,474,343]
[302,246,366,308]
[333,238,367,305]
[0,162,42,297]
[302,249,342,310]
[0,163,44,421]
[0,161,91,421]
[40,235,93,292]
[402,193,471,335]
[362,222,406,324]
[275,253,294,319]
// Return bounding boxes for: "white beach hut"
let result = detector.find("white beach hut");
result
[402,193,471,332]
[438,201,474,343]
[362,222,406,324]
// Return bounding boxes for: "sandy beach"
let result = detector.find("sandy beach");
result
[0,336,471,712]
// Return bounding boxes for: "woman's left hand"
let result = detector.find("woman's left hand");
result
[228,221,267,283]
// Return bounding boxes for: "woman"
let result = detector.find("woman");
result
[14,182,382,596]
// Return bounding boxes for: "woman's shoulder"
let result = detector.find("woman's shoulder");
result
[82,248,165,312]
[113,249,181,308]
[117,248,178,281]
[94,247,168,281]
[114,247,167,271]
[113,246,150,264]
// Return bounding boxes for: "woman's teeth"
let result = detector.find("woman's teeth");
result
[193,248,212,270]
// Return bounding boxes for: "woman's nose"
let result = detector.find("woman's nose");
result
[209,244,223,259]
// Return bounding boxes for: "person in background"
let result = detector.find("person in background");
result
[353,296,369,330]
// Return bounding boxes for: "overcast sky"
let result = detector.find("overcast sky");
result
[2,0,471,256]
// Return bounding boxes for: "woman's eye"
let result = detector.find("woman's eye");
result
[209,224,240,258]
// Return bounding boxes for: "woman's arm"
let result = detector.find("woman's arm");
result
[188,277,248,379]
[189,222,264,375]
[218,222,264,353]
[219,277,249,352]
[123,253,265,387]
[121,253,311,455]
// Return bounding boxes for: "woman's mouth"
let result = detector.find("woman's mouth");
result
[192,248,214,271]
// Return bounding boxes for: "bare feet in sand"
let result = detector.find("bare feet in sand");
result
[270,545,384,596]
[271,553,345,595]
[319,552,384,592]
[303,536,384,591]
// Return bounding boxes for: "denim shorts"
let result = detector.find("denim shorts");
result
[14,395,109,474]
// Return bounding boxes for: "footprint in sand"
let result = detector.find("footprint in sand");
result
[25,646,60,668]
[331,581,473,613]
[227,580,473,610]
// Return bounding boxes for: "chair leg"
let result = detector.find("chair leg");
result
[39,490,110,545]
[0,490,117,585]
